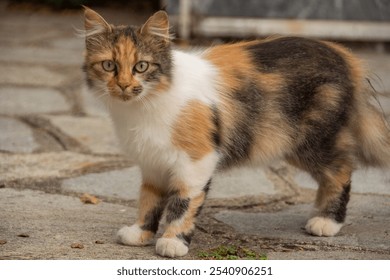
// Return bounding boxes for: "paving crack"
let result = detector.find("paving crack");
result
[22,115,88,153]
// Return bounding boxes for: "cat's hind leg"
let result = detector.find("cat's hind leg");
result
[117,182,165,246]
[305,161,352,237]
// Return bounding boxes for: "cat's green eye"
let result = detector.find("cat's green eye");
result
[102,60,116,72]
[134,61,149,73]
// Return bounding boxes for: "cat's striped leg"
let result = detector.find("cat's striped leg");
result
[117,182,165,246]
[305,163,352,237]
[155,179,211,258]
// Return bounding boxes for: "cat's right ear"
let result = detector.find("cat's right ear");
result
[140,11,170,43]
[83,6,112,36]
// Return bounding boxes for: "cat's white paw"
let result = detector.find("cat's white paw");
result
[117,224,153,246]
[155,237,188,258]
[305,217,343,237]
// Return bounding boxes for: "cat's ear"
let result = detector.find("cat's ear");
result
[140,11,170,42]
[83,6,112,36]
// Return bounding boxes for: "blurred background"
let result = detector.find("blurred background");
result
[6,0,390,46]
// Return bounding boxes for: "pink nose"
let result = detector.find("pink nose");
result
[118,83,130,91]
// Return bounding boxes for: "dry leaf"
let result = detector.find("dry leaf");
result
[80,193,100,204]
[95,240,105,244]
[17,233,30,238]
[0,240,7,245]
[71,243,84,249]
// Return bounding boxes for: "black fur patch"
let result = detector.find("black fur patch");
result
[195,179,213,217]
[166,196,190,223]
[219,83,263,168]
[111,26,138,45]
[124,26,138,44]
[141,203,165,233]
[246,37,353,122]
[176,232,194,246]
[203,179,212,194]
[246,37,356,171]
[326,182,351,223]
[211,104,221,147]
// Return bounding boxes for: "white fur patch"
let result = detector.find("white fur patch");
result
[105,49,220,186]
[305,217,343,237]
[174,151,219,192]
[155,237,188,258]
[117,224,153,246]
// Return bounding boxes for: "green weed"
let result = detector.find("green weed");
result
[197,245,267,260]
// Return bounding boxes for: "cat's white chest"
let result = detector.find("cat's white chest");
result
[109,99,178,171]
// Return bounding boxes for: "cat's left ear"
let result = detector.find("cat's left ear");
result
[140,11,170,43]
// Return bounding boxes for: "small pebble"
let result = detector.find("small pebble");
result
[17,233,30,238]
[71,243,84,249]
[80,193,100,205]
[95,240,105,244]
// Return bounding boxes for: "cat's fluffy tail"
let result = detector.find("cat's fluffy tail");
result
[355,96,390,167]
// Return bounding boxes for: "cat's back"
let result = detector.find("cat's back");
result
[204,36,361,84]
[199,36,365,168]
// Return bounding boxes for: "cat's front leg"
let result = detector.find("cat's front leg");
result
[117,182,165,246]
[155,179,212,258]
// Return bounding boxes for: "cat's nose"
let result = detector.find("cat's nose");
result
[117,82,130,91]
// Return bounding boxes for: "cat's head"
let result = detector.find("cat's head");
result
[83,7,172,103]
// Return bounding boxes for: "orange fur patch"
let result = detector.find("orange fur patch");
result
[171,100,215,161]
[114,36,138,88]
[251,118,293,164]
[154,75,171,93]
[204,42,256,91]
[137,182,163,225]
[256,72,285,93]
[355,104,390,166]
[315,84,342,109]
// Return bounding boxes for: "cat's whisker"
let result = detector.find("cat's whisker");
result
[139,96,152,112]
[96,91,109,100]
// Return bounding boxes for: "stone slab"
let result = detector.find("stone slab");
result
[44,115,120,155]
[210,167,276,199]
[0,188,159,260]
[0,117,39,153]
[50,37,85,51]
[0,87,70,116]
[62,167,141,200]
[267,250,390,260]
[62,166,276,201]
[0,46,82,66]
[0,152,113,183]
[80,83,109,117]
[0,65,66,87]
[294,168,390,195]
[215,194,390,252]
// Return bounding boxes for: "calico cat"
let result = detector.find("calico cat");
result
[83,7,390,258]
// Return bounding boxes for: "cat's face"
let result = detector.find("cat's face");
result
[83,8,172,103]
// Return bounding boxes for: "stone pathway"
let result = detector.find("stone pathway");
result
[0,5,389,260]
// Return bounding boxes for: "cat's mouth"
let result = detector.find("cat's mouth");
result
[119,95,131,102]
[110,86,144,102]
[109,90,138,102]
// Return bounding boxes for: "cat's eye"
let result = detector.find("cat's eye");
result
[102,60,116,72]
[134,61,149,73]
